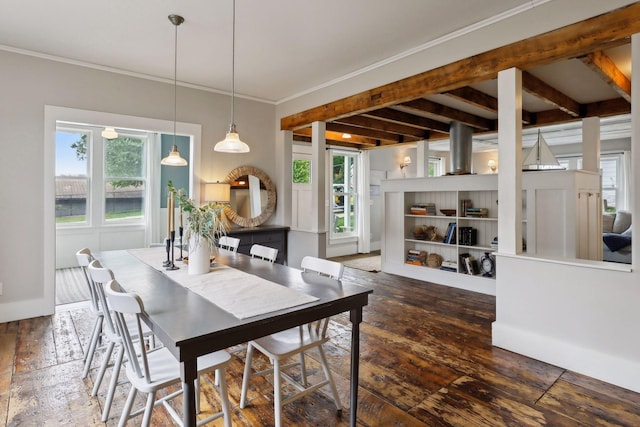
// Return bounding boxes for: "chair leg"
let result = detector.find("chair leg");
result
[195,375,200,414]
[217,368,232,427]
[82,315,103,378]
[91,341,115,396]
[240,343,254,408]
[101,345,124,421]
[118,386,137,427]
[273,359,283,427]
[298,352,308,386]
[141,391,156,427]
[317,345,342,411]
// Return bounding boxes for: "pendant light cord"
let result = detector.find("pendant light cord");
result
[174,19,178,144]
[230,0,236,129]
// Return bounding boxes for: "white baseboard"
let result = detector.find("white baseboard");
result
[0,298,54,323]
[492,321,640,393]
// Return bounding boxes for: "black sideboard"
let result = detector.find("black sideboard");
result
[225,225,289,264]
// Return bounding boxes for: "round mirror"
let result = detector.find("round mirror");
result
[223,166,276,227]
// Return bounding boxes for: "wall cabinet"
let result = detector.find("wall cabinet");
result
[381,171,600,296]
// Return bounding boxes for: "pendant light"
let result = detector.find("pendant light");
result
[214,0,250,153]
[161,14,188,166]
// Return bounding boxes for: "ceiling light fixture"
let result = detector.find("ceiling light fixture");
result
[215,0,250,153]
[161,14,188,167]
[101,127,118,139]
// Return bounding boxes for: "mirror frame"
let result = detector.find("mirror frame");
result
[223,165,276,227]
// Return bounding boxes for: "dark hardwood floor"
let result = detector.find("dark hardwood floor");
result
[2,258,640,426]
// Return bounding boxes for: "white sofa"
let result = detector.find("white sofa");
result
[602,211,632,264]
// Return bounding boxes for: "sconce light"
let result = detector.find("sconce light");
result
[488,159,497,173]
[400,156,411,177]
[204,182,231,203]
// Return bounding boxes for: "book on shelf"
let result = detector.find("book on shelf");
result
[444,222,457,244]
[405,259,423,266]
[459,253,470,274]
[440,266,457,272]
[410,203,436,215]
[465,207,489,218]
[457,227,477,246]
[463,255,480,275]
[441,260,457,269]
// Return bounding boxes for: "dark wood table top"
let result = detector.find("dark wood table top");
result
[97,249,372,362]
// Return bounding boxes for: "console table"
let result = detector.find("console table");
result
[226,225,289,264]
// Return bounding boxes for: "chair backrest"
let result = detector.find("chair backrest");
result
[219,236,241,253]
[104,279,151,383]
[250,244,278,263]
[75,248,99,312]
[87,259,118,337]
[301,256,344,280]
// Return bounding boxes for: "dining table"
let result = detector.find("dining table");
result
[96,247,373,427]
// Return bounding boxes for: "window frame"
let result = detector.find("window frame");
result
[329,150,359,240]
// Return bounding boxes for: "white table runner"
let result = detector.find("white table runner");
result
[127,248,318,319]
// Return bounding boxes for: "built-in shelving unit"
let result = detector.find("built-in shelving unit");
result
[381,171,601,296]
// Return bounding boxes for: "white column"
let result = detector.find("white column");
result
[311,121,327,233]
[632,33,639,267]
[276,129,293,227]
[416,140,428,177]
[582,117,601,172]
[497,68,523,255]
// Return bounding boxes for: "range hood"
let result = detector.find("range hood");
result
[448,121,473,175]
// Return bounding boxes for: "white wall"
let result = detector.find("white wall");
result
[0,49,274,322]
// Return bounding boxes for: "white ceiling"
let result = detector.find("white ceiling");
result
[1,0,541,103]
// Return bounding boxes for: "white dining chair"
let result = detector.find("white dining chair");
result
[218,236,240,253]
[240,256,344,426]
[105,279,232,427]
[87,259,155,422]
[250,244,278,263]
[76,248,104,379]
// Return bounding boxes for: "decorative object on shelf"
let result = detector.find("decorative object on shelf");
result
[440,209,456,216]
[161,14,188,167]
[427,253,443,268]
[522,129,561,170]
[413,226,426,240]
[215,0,250,153]
[169,181,227,275]
[487,159,497,173]
[481,252,495,277]
[400,156,412,177]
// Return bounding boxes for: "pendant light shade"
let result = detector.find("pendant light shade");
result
[215,0,250,153]
[161,14,188,167]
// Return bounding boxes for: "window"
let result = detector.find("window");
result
[55,124,149,226]
[429,156,443,177]
[104,136,146,222]
[330,151,358,238]
[292,158,311,184]
[55,129,90,225]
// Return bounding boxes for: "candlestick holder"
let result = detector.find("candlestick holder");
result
[166,230,179,271]
[163,237,171,267]
[177,226,184,261]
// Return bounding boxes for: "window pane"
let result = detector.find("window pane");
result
[292,159,311,183]
[56,130,88,225]
[105,180,145,221]
[331,152,358,237]
[105,137,144,178]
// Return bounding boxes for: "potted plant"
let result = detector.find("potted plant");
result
[168,182,227,274]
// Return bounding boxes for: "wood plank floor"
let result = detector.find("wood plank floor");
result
[2,258,640,426]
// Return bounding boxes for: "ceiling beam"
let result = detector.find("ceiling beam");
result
[334,115,429,139]
[326,121,421,142]
[281,3,639,130]
[580,50,631,102]
[400,98,495,131]
[443,86,534,124]
[532,97,630,127]
[363,108,451,133]
[294,128,378,146]
[521,71,581,117]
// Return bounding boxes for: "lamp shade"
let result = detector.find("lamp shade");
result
[101,127,118,139]
[214,129,250,153]
[161,144,188,166]
[204,182,231,203]
[403,156,412,165]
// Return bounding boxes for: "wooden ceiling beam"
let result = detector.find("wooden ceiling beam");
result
[580,50,631,103]
[444,86,534,124]
[326,121,421,142]
[532,97,630,127]
[294,127,378,146]
[522,71,581,117]
[281,3,639,130]
[334,115,429,139]
[363,108,450,133]
[401,98,496,131]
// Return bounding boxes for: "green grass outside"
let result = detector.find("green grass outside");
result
[56,210,142,224]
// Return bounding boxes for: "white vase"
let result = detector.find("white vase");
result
[188,236,211,275]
